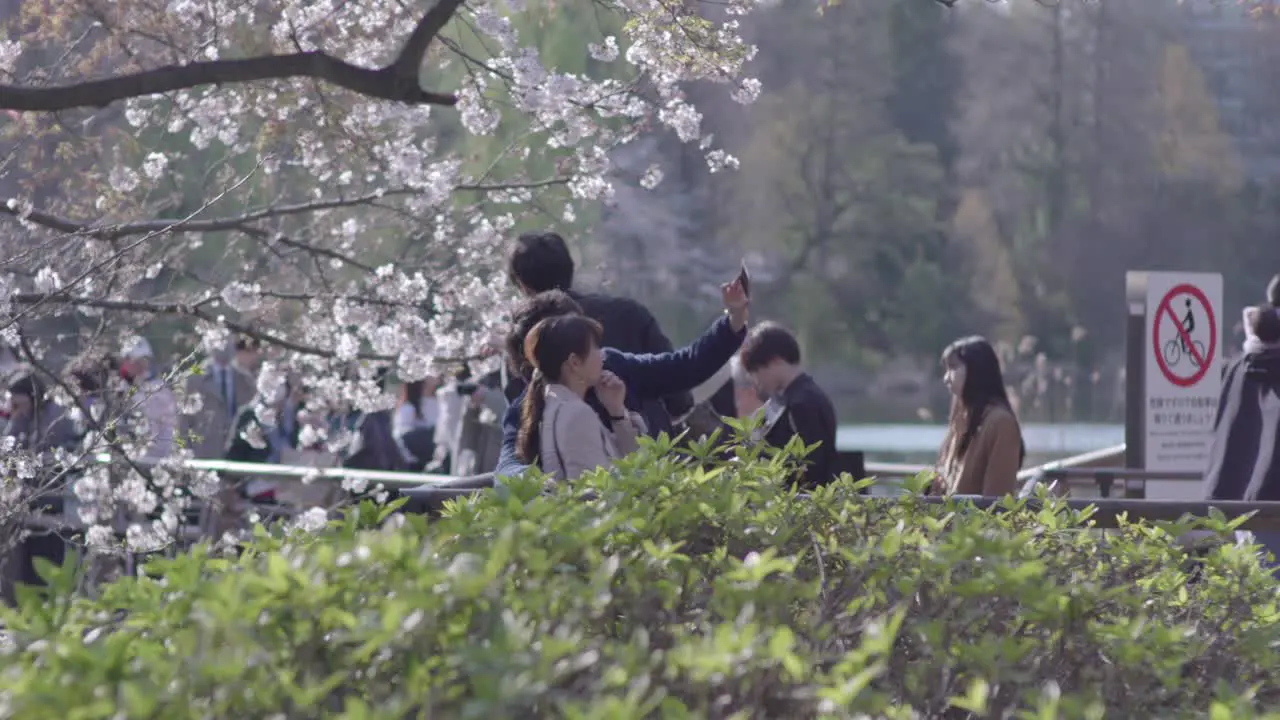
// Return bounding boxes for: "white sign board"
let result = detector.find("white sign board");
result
[1143,272,1223,500]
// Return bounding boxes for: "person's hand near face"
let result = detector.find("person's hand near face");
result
[595,370,628,418]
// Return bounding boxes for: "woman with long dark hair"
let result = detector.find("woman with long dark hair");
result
[933,336,1026,496]
[516,314,640,483]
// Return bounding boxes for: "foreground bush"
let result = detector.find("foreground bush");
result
[2,431,1280,719]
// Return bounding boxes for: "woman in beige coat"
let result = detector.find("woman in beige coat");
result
[515,315,641,483]
[933,336,1026,497]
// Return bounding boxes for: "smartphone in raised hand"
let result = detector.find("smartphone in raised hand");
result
[737,261,751,299]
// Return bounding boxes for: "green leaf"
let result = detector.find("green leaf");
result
[949,678,990,714]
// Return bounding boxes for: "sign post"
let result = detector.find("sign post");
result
[1126,272,1223,500]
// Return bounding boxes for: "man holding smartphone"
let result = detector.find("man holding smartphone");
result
[505,232,695,437]
[495,275,750,479]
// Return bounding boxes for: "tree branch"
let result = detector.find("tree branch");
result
[1,176,568,240]
[390,0,467,80]
[12,293,485,367]
[10,292,395,361]
[268,233,379,274]
[1,200,382,272]
[0,0,468,112]
[258,289,429,309]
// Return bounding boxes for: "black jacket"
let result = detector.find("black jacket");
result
[224,405,272,465]
[1204,349,1280,501]
[504,290,693,436]
[762,373,838,490]
[344,410,405,472]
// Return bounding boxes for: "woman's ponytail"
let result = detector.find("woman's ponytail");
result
[517,370,547,463]
[517,321,551,464]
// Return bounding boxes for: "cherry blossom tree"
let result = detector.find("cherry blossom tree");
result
[0,0,761,558]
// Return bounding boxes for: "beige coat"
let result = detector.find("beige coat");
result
[938,404,1023,496]
[539,384,640,483]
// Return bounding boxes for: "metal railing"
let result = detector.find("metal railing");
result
[12,454,1280,572]
[26,456,494,540]
[863,460,930,478]
[1030,466,1201,499]
[862,442,1208,500]
[77,441,1199,502]
[863,444,1130,482]
[921,496,1280,532]
[88,453,479,488]
[58,445,1218,524]
[81,440,1127,496]
[1019,443,1126,481]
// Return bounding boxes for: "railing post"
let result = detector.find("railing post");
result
[1097,472,1114,499]
[1125,273,1146,494]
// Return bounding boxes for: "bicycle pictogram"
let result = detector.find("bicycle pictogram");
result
[1162,298,1206,369]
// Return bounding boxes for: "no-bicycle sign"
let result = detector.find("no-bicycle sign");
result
[1142,272,1222,487]
[1151,282,1217,388]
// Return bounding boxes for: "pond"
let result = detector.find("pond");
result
[837,423,1125,464]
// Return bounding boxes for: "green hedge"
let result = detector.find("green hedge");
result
[3,431,1280,719]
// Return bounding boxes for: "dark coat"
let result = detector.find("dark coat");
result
[1203,349,1280,501]
[760,374,838,490]
[344,410,405,473]
[224,405,273,465]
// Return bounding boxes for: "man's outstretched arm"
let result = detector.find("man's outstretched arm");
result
[607,310,747,404]
[634,306,695,419]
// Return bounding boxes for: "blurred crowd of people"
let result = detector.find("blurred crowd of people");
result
[0,332,511,514]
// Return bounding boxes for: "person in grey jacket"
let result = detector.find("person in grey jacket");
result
[182,338,257,459]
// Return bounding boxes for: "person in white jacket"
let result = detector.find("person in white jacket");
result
[119,336,178,462]
[432,376,466,472]
[392,377,440,470]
